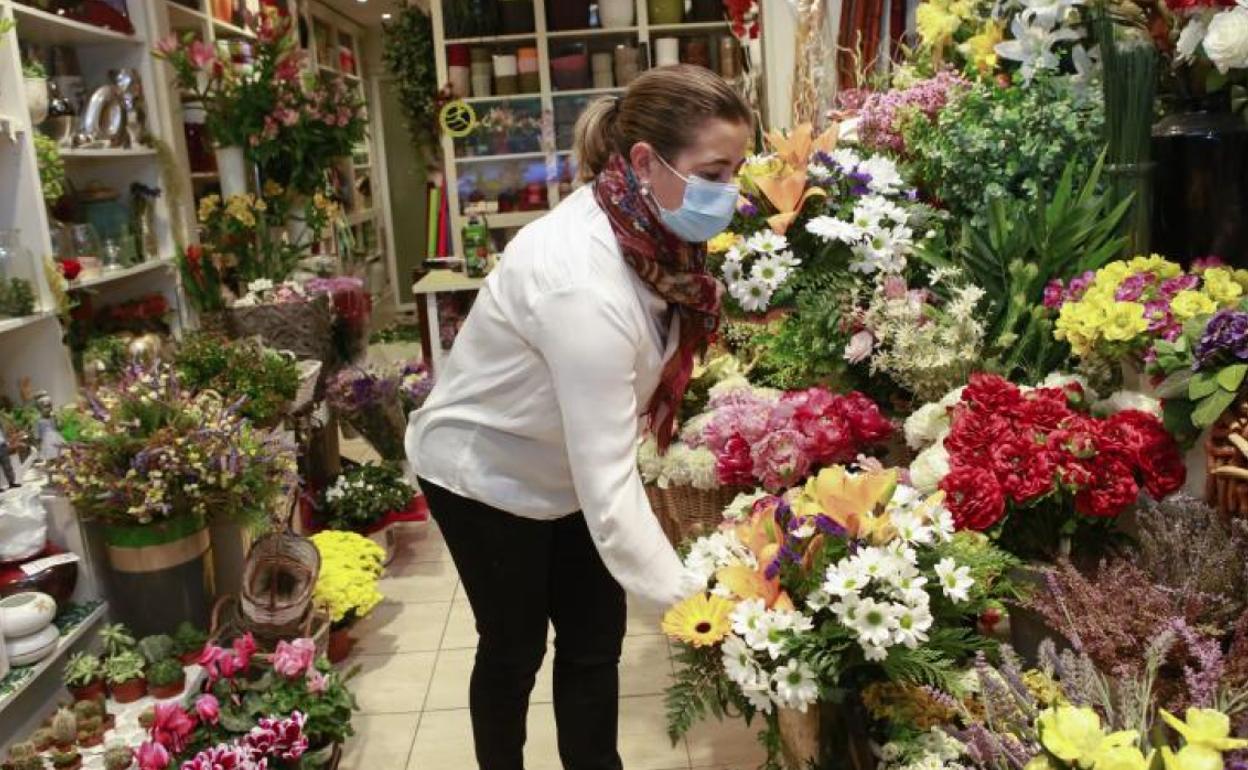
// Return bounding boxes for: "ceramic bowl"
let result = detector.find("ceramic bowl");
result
[0,591,57,638]
[6,623,59,666]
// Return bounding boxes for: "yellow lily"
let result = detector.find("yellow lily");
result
[1036,706,1139,768]
[1160,709,1248,752]
[753,170,826,235]
[792,466,898,543]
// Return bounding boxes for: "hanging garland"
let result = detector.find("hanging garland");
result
[381,6,441,153]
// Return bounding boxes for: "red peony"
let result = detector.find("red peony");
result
[836,391,894,445]
[800,413,855,465]
[1098,409,1186,498]
[1075,454,1140,517]
[962,372,1023,413]
[715,434,755,487]
[939,465,1006,531]
[1017,387,1074,433]
[945,408,1015,467]
[990,439,1055,504]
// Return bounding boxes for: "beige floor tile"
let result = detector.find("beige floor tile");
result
[620,634,676,697]
[628,597,666,637]
[407,709,476,769]
[338,712,420,770]
[381,559,460,604]
[352,600,451,655]
[348,651,438,714]
[618,695,695,770]
[424,645,555,711]
[685,713,768,769]
[440,600,478,650]
[390,522,452,564]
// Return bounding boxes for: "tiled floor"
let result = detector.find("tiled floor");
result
[338,522,767,770]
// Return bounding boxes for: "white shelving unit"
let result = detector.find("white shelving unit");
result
[430,0,746,259]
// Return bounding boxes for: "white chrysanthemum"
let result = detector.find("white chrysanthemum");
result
[683,531,756,587]
[904,402,952,450]
[850,546,892,582]
[829,147,862,171]
[1038,371,1098,401]
[862,642,889,662]
[909,444,951,495]
[1204,6,1248,73]
[1091,390,1163,419]
[637,437,663,483]
[890,510,935,546]
[658,443,694,488]
[757,608,814,660]
[853,195,909,229]
[805,588,832,613]
[746,230,789,255]
[934,558,974,603]
[721,258,744,284]
[772,659,819,712]
[824,560,869,598]
[806,215,865,244]
[938,386,967,409]
[721,634,766,689]
[892,601,934,649]
[730,277,773,312]
[685,447,719,491]
[858,155,905,195]
[852,598,902,648]
[751,254,792,290]
[741,682,775,714]
[730,598,769,648]
[774,250,801,269]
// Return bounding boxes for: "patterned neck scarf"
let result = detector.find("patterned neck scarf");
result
[593,153,723,449]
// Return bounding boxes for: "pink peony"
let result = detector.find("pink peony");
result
[195,694,221,725]
[715,434,755,487]
[136,741,170,770]
[750,429,812,492]
[272,638,316,678]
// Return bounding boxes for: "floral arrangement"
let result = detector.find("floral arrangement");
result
[1052,255,1247,366]
[49,363,297,529]
[905,373,1184,557]
[173,333,300,426]
[1151,293,1248,437]
[1169,0,1248,78]
[856,70,969,156]
[663,464,1018,760]
[134,697,311,770]
[320,462,416,533]
[309,531,385,625]
[663,381,893,492]
[325,364,414,461]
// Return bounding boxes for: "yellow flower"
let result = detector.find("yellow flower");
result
[1160,708,1248,753]
[917,0,961,48]
[1126,254,1181,279]
[1201,267,1243,305]
[263,179,285,198]
[1100,301,1148,342]
[198,194,221,221]
[1171,290,1218,321]
[959,20,1002,72]
[1232,269,1248,292]
[707,231,741,255]
[1161,746,1225,770]
[1090,744,1151,770]
[662,594,735,647]
[1096,261,1132,288]
[1023,670,1064,707]
[1037,706,1139,767]
[792,466,898,544]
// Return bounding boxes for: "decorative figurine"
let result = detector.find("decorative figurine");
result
[33,391,64,462]
[0,427,21,489]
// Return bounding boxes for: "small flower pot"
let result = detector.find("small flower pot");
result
[52,757,82,770]
[327,627,353,664]
[68,679,107,702]
[179,647,204,666]
[109,677,147,704]
[103,713,116,732]
[149,672,186,700]
[78,731,104,749]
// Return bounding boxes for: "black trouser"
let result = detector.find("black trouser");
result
[420,479,627,770]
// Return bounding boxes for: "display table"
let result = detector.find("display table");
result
[411,270,485,374]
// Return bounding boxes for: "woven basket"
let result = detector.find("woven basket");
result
[645,485,744,546]
[227,295,333,362]
[1205,398,1248,522]
[210,594,331,659]
[240,529,321,637]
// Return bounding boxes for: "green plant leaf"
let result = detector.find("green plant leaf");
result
[1190,370,1222,399]
[1217,363,1248,392]
[1155,370,1193,400]
[1193,389,1238,428]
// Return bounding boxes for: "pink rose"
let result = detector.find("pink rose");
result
[195,694,221,725]
[273,638,316,678]
[843,330,875,364]
[136,741,170,770]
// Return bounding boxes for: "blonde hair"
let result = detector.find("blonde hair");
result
[572,64,752,183]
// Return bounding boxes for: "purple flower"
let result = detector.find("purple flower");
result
[738,199,759,218]
[1043,279,1066,309]
[1192,255,1227,272]
[1066,271,1096,303]
[1114,272,1157,302]
[848,171,872,196]
[1194,309,1248,370]
[1160,274,1201,299]
[857,70,968,155]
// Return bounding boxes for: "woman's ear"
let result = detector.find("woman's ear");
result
[629,141,656,191]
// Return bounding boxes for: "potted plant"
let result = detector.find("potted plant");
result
[31,727,55,752]
[103,744,133,770]
[137,634,174,666]
[23,61,48,125]
[146,657,187,699]
[173,621,208,665]
[49,748,81,770]
[76,716,104,748]
[50,707,77,751]
[320,462,417,534]
[173,334,300,428]
[104,650,147,703]
[2,743,43,770]
[73,698,111,732]
[63,652,105,701]
[310,531,386,663]
[98,623,136,658]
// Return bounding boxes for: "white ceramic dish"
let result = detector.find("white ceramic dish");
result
[0,591,57,638]
[6,622,59,666]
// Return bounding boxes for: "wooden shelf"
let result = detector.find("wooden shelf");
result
[211,16,254,38]
[0,602,107,718]
[0,311,56,337]
[455,151,546,164]
[546,26,639,38]
[648,20,731,32]
[61,147,158,159]
[166,1,209,25]
[11,4,144,45]
[444,31,536,45]
[67,258,175,290]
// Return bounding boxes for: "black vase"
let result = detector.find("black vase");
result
[545,0,590,30]
[1151,91,1248,266]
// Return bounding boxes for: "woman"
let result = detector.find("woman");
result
[406,64,752,770]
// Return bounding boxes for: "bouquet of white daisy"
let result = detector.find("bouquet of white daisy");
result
[662,464,1018,766]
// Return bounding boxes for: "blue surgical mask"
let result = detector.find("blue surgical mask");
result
[650,154,739,243]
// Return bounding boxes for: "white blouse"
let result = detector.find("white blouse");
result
[405,186,699,608]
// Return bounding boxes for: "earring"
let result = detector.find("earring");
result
[640,181,652,195]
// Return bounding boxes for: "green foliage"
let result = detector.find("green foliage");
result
[98,624,136,658]
[103,650,146,685]
[173,621,208,656]
[22,61,46,79]
[0,278,36,318]
[34,132,65,205]
[146,657,185,687]
[746,292,854,391]
[880,628,993,691]
[83,335,130,379]
[917,154,1129,384]
[63,652,103,687]
[382,7,440,152]
[222,659,360,749]
[322,462,414,532]
[138,634,175,666]
[928,532,1024,609]
[665,643,755,745]
[903,74,1106,227]
[174,333,300,426]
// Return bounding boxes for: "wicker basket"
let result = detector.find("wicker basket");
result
[227,294,333,362]
[210,594,332,659]
[645,485,745,546]
[239,529,321,638]
[1205,398,1248,522]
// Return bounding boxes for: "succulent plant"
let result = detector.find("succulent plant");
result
[104,744,134,770]
[63,652,103,687]
[103,651,145,685]
[5,747,44,770]
[51,707,77,747]
[78,715,102,733]
[98,624,136,657]
[137,634,174,666]
[71,699,102,720]
[7,742,37,760]
[146,657,185,688]
[172,622,208,656]
[32,727,55,751]
[50,748,81,768]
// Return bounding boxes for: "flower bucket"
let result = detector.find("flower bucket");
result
[100,514,213,637]
[327,626,353,664]
[776,698,874,770]
[1205,396,1248,522]
[215,145,249,197]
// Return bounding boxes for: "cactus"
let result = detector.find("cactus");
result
[50,748,81,769]
[104,744,134,770]
[7,742,37,760]
[71,698,102,720]
[32,727,55,751]
[51,706,77,747]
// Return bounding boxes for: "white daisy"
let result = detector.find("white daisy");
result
[774,250,801,269]
[806,215,865,244]
[721,634,766,688]
[746,230,788,255]
[892,602,934,649]
[862,642,889,662]
[831,594,861,623]
[935,558,974,603]
[824,559,870,597]
[772,660,819,712]
[858,155,905,195]
[805,588,832,613]
[830,148,862,172]
[720,258,743,284]
[850,547,891,581]
[851,597,901,648]
[741,682,775,714]
[730,277,773,312]
[751,254,792,290]
[730,598,769,649]
[931,505,956,541]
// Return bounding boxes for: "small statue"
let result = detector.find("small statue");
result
[0,428,20,489]
[33,391,64,462]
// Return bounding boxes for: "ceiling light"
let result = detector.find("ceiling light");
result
[381,12,391,18]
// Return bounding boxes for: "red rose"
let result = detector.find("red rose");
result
[939,465,1006,531]
[1018,387,1074,433]
[1098,410,1187,497]
[962,372,1023,413]
[835,391,893,445]
[1075,453,1139,517]
[715,434,755,487]
[1046,414,1099,459]
[991,440,1055,504]
[59,258,82,281]
[946,408,1015,467]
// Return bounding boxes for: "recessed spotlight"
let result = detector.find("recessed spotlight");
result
[381,11,391,18]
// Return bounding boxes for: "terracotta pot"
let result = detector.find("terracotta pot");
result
[327,627,353,664]
[52,758,82,770]
[103,713,115,732]
[179,648,204,666]
[78,732,103,748]
[68,679,107,702]
[150,673,186,700]
[110,677,148,704]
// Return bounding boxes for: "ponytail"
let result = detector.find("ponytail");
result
[570,64,752,185]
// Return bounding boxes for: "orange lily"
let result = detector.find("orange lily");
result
[754,170,826,235]
[765,123,840,172]
[716,565,781,606]
[792,466,898,544]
